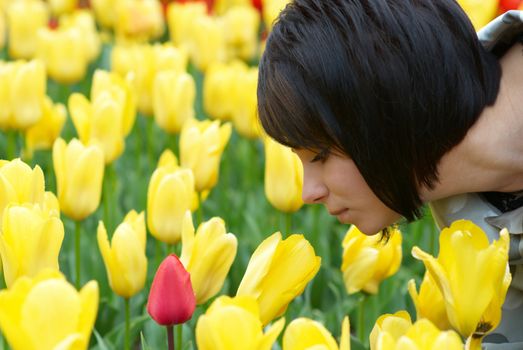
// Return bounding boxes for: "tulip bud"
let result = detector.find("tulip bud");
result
[412,220,511,340]
[167,2,207,56]
[68,91,126,164]
[153,70,196,134]
[97,210,147,299]
[283,316,350,350]
[264,137,303,213]
[231,67,261,139]
[147,155,196,244]
[180,118,232,192]
[190,15,227,71]
[0,270,99,350]
[180,211,237,304]
[52,138,104,221]
[237,232,321,325]
[91,0,119,28]
[25,96,67,157]
[147,254,196,326]
[60,10,101,63]
[114,0,164,42]
[223,5,260,61]
[6,0,49,59]
[196,295,285,350]
[0,204,64,287]
[48,0,78,16]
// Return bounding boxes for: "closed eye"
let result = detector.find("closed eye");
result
[310,148,330,163]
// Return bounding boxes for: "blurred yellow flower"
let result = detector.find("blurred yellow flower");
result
[232,67,261,138]
[408,273,451,331]
[91,69,136,137]
[53,138,105,221]
[412,220,511,340]
[191,14,227,71]
[264,137,303,213]
[147,154,195,244]
[457,0,499,30]
[25,96,66,157]
[69,91,126,164]
[203,60,246,121]
[115,0,164,43]
[283,316,351,350]
[237,232,321,325]
[91,0,118,28]
[262,0,290,32]
[196,295,285,350]
[180,118,232,192]
[0,9,5,50]
[60,9,101,62]
[213,0,251,15]
[97,210,147,299]
[111,43,188,116]
[0,270,99,350]
[223,5,260,61]
[0,158,58,221]
[180,211,237,304]
[370,312,463,350]
[48,0,78,16]
[341,225,402,295]
[36,26,90,84]
[6,0,49,59]
[0,59,46,130]
[153,70,196,134]
[167,2,207,55]
[0,204,64,287]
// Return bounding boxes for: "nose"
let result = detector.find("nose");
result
[301,166,328,204]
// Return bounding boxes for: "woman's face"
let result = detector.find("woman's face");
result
[294,148,402,235]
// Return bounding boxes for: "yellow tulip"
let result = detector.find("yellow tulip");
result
[91,0,118,28]
[203,60,246,121]
[0,9,5,50]
[180,211,237,304]
[0,269,99,350]
[213,0,251,15]
[60,9,101,62]
[408,274,451,331]
[166,2,207,54]
[0,158,56,221]
[232,67,261,138]
[53,138,105,221]
[110,43,188,116]
[283,316,351,350]
[147,155,195,244]
[6,0,49,59]
[196,295,285,350]
[91,69,136,137]
[237,232,321,325]
[0,60,46,130]
[264,137,303,213]
[262,0,290,32]
[36,26,90,84]
[114,0,164,43]
[25,96,67,157]
[69,91,126,164]
[191,14,227,71]
[48,0,78,16]
[97,210,147,298]
[153,70,196,134]
[0,204,64,287]
[223,5,260,61]
[412,220,511,340]
[341,225,402,295]
[457,0,499,30]
[180,118,232,192]
[370,312,463,350]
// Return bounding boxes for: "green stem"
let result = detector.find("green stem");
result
[285,213,292,237]
[197,191,203,226]
[146,116,155,169]
[155,238,162,269]
[124,298,130,350]
[6,130,17,160]
[167,325,174,350]
[75,220,81,289]
[177,324,182,350]
[357,294,367,344]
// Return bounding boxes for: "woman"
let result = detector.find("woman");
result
[257,0,523,348]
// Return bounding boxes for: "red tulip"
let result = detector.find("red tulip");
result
[499,0,523,13]
[147,254,196,326]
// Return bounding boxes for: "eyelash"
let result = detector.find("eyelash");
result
[311,148,330,163]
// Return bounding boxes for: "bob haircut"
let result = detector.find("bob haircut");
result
[257,0,502,221]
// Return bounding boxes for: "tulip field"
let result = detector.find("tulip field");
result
[0,1,517,350]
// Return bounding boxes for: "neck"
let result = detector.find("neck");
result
[421,42,523,202]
